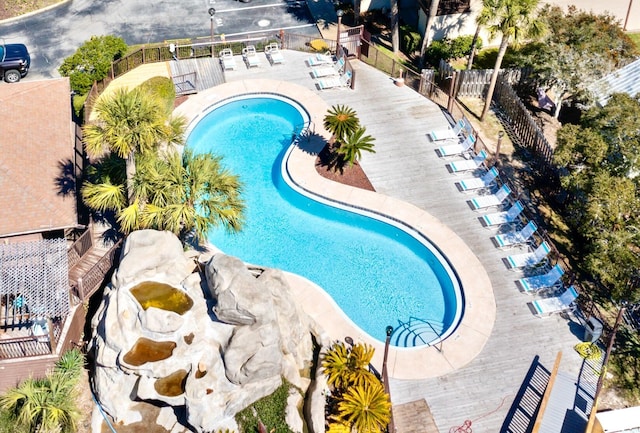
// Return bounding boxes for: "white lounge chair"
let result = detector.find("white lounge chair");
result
[437,134,476,158]
[506,242,551,270]
[428,119,466,142]
[456,167,500,192]
[531,286,579,317]
[311,57,345,78]
[517,264,565,294]
[481,201,524,227]
[447,150,489,174]
[219,48,236,71]
[469,184,511,211]
[492,220,537,248]
[265,43,284,65]
[317,70,352,90]
[306,51,334,66]
[242,45,260,68]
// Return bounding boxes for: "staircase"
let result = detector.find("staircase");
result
[391,317,445,348]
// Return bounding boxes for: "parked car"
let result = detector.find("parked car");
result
[0,43,31,83]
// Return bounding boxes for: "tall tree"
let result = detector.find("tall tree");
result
[83,87,184,203]
[390,0,400,53]
[419,0,441,67]
[478,0,545,121]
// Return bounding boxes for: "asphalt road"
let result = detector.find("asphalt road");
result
[0,0,323,80]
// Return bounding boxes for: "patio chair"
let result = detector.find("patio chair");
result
[242,45,260,68]
[437,134,476,158]
[468,184,511,211]
[265,43,285,65]
[447,150,488,174]
[455,167,500,192]
[517,264,565,294]
[531,286,579,317]
[219,48,236,71]
[428,119,466,142]
[492,220,537,248]
[311,57,345,78]
[306,51,334,66]
[505,241,551,270]
[480,201,524,227]
[317,70,352,90]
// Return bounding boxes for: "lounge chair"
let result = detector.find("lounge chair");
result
[469,184,511,211]
[265,43,284,65]
[219,48,236,71]
[531,286,579,317]
[455,167,500,192]
[428,119,466,142]
[447,150,489,174]
[311,57,345,78]
[492,220,537,249]
[242,45,260,68]
[480,201,524,227]
[437,134,476,158]
[317,70,352,90]
[517,264,565,294]
[505,241,551,270]
[307,51,334,66]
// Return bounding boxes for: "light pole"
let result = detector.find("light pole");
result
[208,7,216,58]
[336,9,344,56]
[382,325,395,433]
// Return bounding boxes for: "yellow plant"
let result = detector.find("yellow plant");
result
[574,342,602,361]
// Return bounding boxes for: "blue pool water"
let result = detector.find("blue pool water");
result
[187,95,462,346]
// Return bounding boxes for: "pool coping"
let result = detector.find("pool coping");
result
[174,79,496,380]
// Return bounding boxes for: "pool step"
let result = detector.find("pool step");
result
[391,318,445,348]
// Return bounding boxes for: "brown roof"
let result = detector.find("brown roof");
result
[0,78,78,238]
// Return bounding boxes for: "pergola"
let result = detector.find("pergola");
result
[0,238,70,325]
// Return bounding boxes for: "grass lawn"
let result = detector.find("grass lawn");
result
[628,32,640,50]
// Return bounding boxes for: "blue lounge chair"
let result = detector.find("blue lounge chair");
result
[481,201,524,227]
[428,119,466,142]
[505,242,551,270]
[492,220,537,248]
[306,51,334,66]
[265,43,284,65]
[438,134,476,158]
[317,70,352,90]
[456,167,500,192]
[531,286,579,317]
[219,48,237,71]
[447,150,489,174]
[517,264,565,293]
[242,45,260,68]
[311,57,345,77]
[469,184,511,211]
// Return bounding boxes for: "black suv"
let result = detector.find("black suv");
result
[0,43,31,83]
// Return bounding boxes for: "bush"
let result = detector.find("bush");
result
[424,35,481,67]
[137,76,176,115]
[235,380,297,433]
[400,24,421,54]
[59,35,128,95]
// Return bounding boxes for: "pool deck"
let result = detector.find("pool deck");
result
[117,50,587,432]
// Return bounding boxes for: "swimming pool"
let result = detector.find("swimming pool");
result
[186,94,463,347]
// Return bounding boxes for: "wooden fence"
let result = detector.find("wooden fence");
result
[70,239,122,303]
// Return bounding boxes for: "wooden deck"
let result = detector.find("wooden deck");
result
[169,57,224,94]
[215,51,591,433]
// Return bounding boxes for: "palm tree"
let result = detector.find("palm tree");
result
[0,373,80,433]
[323,105,360,145]
[83,87,184,202]
[337,127,376,168]
[337,381,391,433]
[478,0,545,121]
[322,342,353,391]
[133,149,245,243]
[419,0,441,67]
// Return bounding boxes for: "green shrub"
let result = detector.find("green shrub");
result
[137,76,176,115]
[400,24,421,54]
[424,35,481,67]
[59,35,128,95]
[236,380,297,433]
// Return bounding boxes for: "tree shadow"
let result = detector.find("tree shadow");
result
[55,158,77,197]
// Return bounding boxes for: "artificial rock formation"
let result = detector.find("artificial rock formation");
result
[90,230,317,432]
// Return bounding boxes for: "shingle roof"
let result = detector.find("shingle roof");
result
[589,58,640,107]
[0,78,78,238]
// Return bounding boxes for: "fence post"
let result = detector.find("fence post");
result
[447,71,457,113]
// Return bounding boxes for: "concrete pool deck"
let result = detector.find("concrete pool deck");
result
[175,77,496,381]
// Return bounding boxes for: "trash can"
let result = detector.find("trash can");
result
[584,316,603,343]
